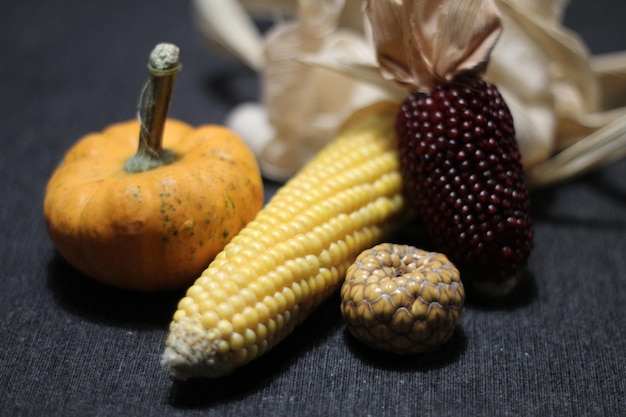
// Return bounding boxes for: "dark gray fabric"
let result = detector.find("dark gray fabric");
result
[1,1,625,416]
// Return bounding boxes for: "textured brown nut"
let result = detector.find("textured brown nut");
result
[340,243,464,354]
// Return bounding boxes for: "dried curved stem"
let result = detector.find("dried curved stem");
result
[125,43,182,173]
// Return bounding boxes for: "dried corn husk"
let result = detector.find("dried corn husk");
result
[364,0,503,91]
[193,0,626,186]
[193,0,393,180]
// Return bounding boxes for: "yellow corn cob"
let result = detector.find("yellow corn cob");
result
[162,102,405,379]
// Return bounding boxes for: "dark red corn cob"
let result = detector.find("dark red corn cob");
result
[395,74,533,297]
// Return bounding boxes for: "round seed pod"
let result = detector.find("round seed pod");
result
[340,243,464,354]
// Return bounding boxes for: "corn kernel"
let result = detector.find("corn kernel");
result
[255,301,270,323]
[282,287,296,310]
[299,279,310,301]
[258,276,276,295]
[255,254,276,273]
[200,310,220,329]
[276,264,294,287]
[216,302,235,320]
[249,343,261,359]
[258,234,275,249]
[304,254,320,271]
[217,340,230,354]
[275,314,285,335]
[229,333,245,351]
[233,347,247,364]
[275,241,295,261]
[248,282,266,299]
[216,320,233,338]
[274,291,288,313]
[227,295,246,314]
[420,282,441,302]
[288,238,306,259]
[303,231,324,257]
[266,318,276,337]
[266,247,285,268]
[293,257,311,278]
[238,288,257,305]
[243,328,256,347]
[318,250,332,268]
[178,297,197,315]
[186,284,203,298]
[206,329,220,342]
[263,295,279,317]
[210,289,228,304]
[255,323,267,341]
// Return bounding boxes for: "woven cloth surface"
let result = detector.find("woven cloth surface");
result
[1,1,625,416]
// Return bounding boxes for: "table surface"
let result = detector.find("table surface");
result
[2,1,625,416]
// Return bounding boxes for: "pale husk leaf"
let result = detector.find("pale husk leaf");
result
[226,0,392,180]
[192,0,266,70]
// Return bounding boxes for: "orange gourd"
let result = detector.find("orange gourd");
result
[43,43,264,290]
